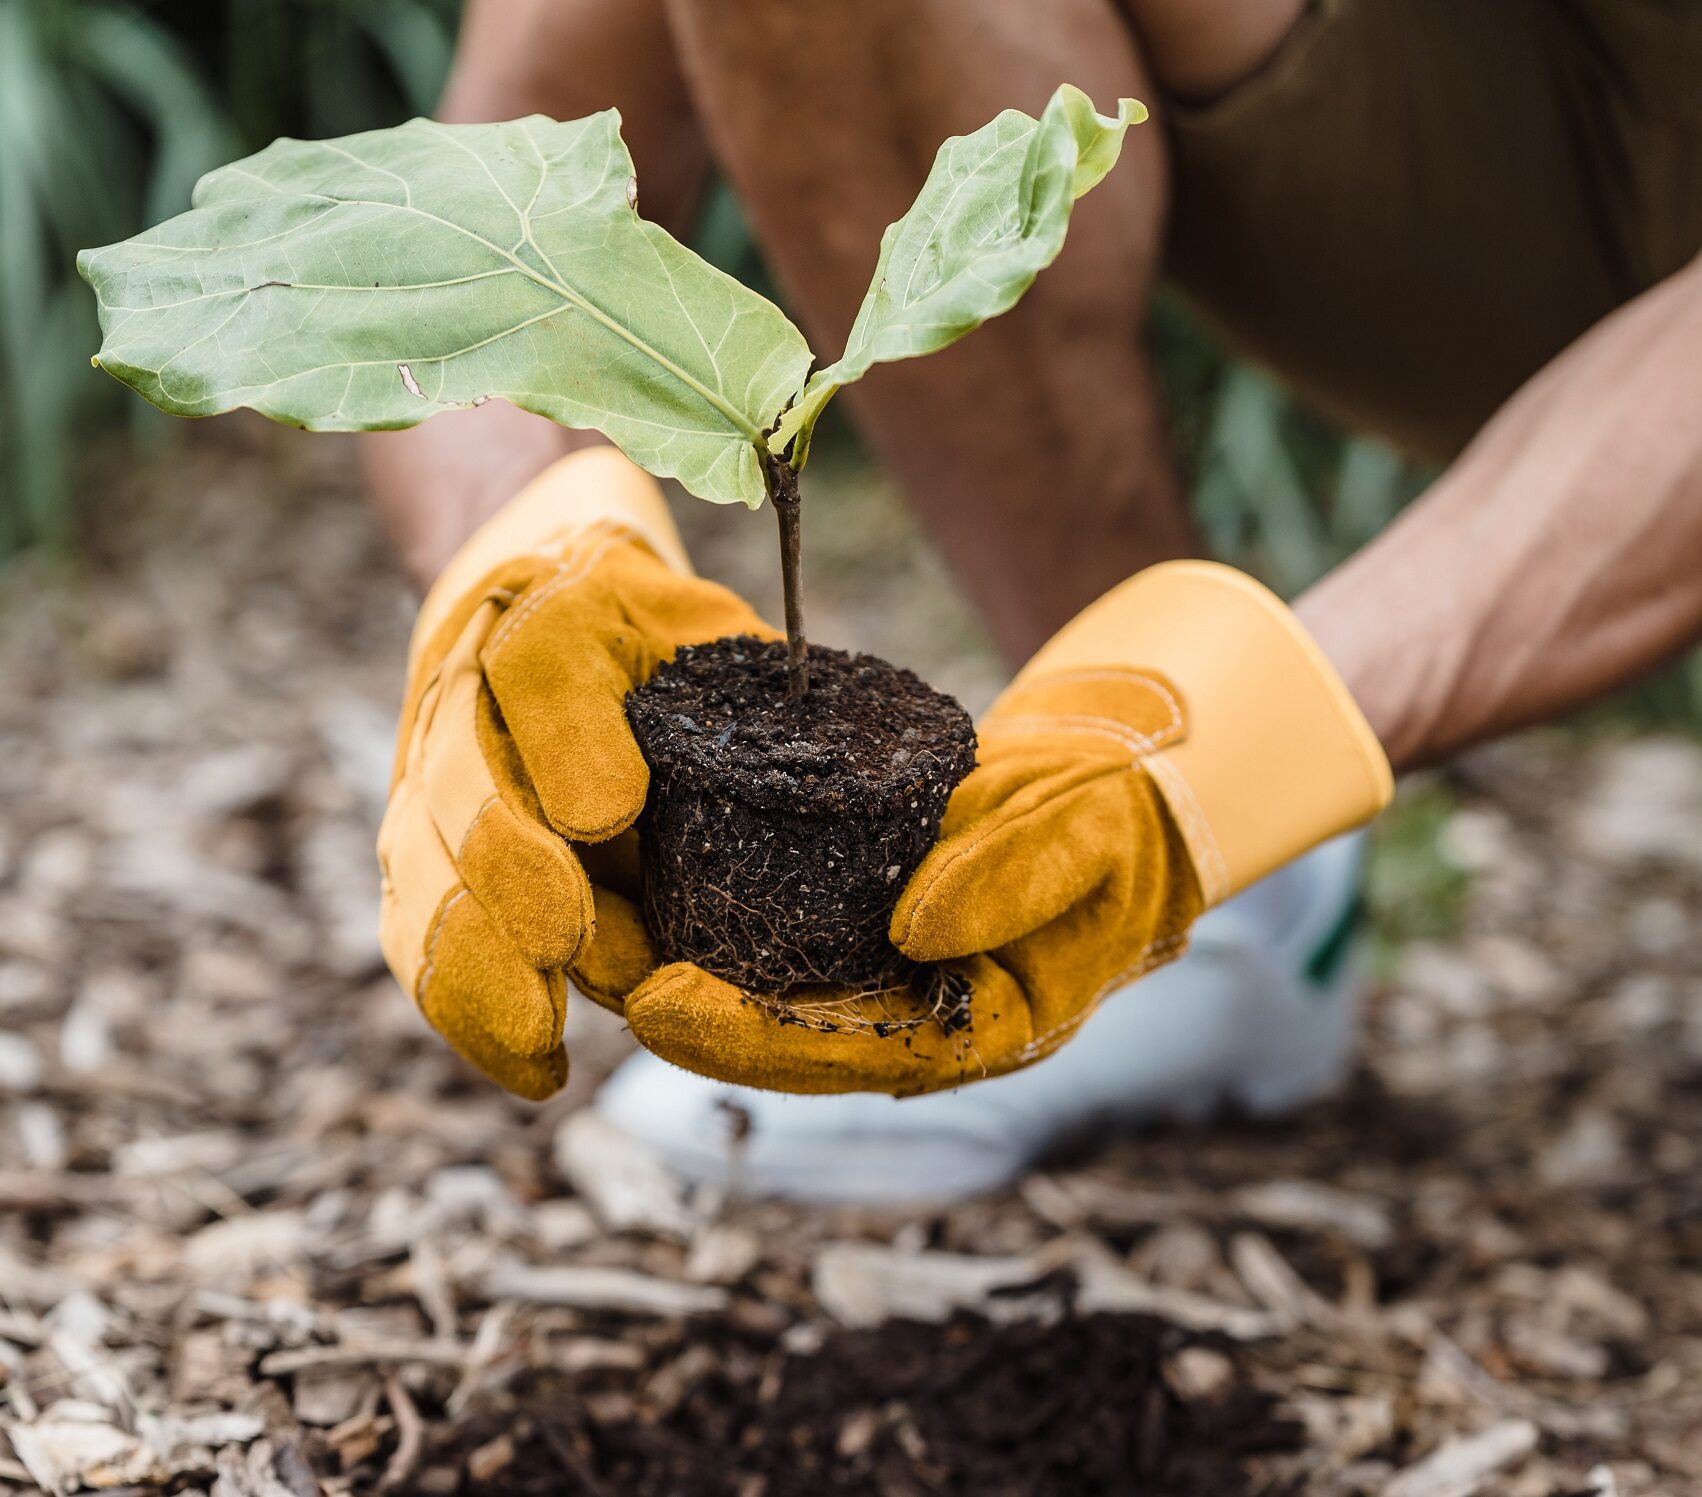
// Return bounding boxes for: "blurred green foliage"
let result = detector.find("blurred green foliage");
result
[0,0,458,554]
[2,0,224,549]
[1364,780,1473,967]
[1150,292,1433,599]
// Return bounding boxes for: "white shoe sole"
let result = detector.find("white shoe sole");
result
[595,832,1367,1206]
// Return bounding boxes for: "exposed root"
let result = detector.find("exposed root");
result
[741,962,975,1045]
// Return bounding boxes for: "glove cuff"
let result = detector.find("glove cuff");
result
[413,446,691,660]
[1016,560,1393,905]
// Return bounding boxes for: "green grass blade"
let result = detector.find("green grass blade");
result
[74,3,234,222]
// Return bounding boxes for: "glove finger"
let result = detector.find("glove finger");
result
[599,540,779,654]
[623,956,1031,1097]
[569,886,658,1014]
[480,546,655,842]
[379,776,567,1091]
[891,754,1144,961]
[379,796,565,1102]
[418,981,569,1102]
[414,883,568,1064]
[419,604,594,969]
[483,539,778,843]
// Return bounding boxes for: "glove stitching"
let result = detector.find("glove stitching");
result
[416,886,470,1015]
[483,527,633,665]
[482,536,615,663]
[454,793,502,863]
[1007,668,1184,739]
[453,791,595,972]
[980,713,1176,756]
[1012,929,1191,1063]
[525,506,680,579]
[1141,752,1229,906]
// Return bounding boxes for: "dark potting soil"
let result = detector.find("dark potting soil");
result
[626,635,977,992]
[426,1311,1303,1497]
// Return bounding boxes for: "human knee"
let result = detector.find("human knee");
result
[1115,0,1308,103]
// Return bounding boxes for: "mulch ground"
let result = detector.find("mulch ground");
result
[0,423,1698,1496]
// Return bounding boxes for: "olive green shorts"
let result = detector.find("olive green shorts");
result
[1164,0,1702,462]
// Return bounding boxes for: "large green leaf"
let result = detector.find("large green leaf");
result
[78,112,813,507]
[773,86,1144,465]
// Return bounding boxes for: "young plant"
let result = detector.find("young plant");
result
[78,85,1144,696]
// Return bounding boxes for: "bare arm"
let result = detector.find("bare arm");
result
[362,0,710,588]
[1297,255,1702,772]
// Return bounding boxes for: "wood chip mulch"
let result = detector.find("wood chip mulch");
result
[0,428,1698,1495]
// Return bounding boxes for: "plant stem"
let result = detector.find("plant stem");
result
[765,452,809,697]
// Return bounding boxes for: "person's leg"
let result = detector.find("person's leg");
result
[1110,0,1308,105]
[664,0,1280,664]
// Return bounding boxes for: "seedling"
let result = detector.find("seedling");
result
[79,86,1144,993]
[80,85,1142,692]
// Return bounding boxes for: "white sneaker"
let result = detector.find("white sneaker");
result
[594,832,1369,1206]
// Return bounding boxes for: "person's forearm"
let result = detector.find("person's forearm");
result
[365,0,710,589]
[1296,255,1702,772]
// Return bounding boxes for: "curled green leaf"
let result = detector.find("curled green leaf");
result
[773,86,1145,465]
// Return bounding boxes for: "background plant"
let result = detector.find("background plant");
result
[0,0,456,555]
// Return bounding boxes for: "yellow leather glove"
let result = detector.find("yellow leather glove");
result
[621,562,1393,1096]
[378,447,773,1099]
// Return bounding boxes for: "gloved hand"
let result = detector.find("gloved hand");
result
[620,561,1393,1095]
[378,447,773,1098]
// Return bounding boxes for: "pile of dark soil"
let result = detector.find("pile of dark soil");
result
[438,1312,1301,1497]
[627,635,976,992]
